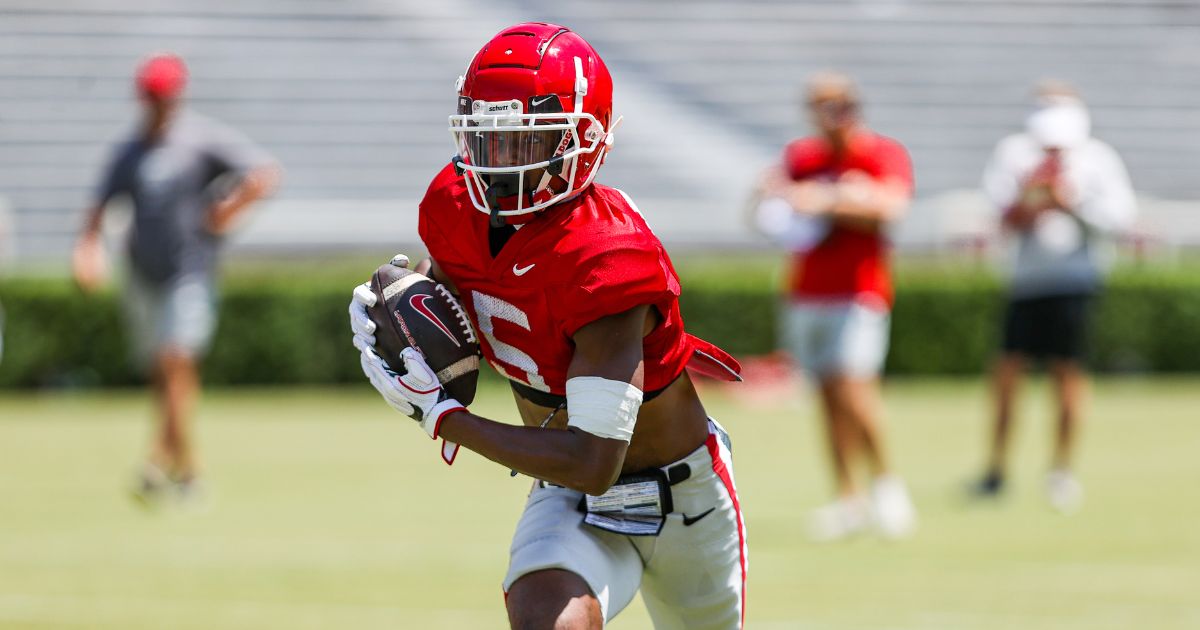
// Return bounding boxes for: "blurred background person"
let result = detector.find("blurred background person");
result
[750,71,916,541]
[70,53,281,505]
[972,80,1136,512]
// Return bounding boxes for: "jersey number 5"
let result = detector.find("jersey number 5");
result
[471,291,550,392]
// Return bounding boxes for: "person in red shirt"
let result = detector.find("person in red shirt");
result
[349,24,747,629]
[750,71,916,541]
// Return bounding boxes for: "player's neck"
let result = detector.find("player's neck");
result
[141,119,174,143]
[825,125,864,156]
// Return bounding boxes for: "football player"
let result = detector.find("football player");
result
[749,72,917,541]
[349,23,748,629]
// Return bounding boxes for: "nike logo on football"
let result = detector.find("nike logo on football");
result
[512,263,536,276]
[409,294,461,347]
[531,95,554,107]
[681,507,716,526]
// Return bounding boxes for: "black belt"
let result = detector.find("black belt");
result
[663,461,692,485]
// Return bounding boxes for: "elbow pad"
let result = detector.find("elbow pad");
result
[565,376,643,443]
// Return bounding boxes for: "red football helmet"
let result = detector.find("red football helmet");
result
[449,23,618,223]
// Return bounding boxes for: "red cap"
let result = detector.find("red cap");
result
[136,53,188,99]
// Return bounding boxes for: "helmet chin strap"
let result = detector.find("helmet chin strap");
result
[484,172,523,227]
[484,171,546,227]
[480,172,513,226]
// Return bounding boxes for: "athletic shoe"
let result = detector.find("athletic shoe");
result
[808,495,870,542]
[129,462,170,508]
[967,470,1006,499]
[1046,469,1083,514]
[870,475,918,539]
[173,476,211,512]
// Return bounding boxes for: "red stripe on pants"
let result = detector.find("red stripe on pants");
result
[706,433,747,628]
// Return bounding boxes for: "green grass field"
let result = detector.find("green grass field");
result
[2,378,1198,629]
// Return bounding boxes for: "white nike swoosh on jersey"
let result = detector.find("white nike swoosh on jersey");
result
[531,96,554,107]
[512,263,536,276]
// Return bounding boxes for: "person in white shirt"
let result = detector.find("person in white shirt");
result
[972,80,1136,512]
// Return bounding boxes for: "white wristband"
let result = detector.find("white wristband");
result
[565,376,643,443]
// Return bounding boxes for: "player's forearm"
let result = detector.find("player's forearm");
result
[1002,203,1037,231]
[439,411,624,495]
[211,164,281,229]
[829,181,909,228]
[79,204,105,238]
[829,210,885,231]
[72,205,110,292]
[827,202,892,231]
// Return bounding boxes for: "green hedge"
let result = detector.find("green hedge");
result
[1,267,1198,388]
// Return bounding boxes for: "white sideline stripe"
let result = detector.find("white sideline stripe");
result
[437,356,479,383]
[381,274,424,301]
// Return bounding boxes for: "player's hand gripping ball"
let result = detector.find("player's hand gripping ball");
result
[349,254,481,413]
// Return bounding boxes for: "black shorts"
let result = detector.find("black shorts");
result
[1002,294,1093,361]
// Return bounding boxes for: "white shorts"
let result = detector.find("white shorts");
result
[781,298,890,378]
[503,419,747,629]
[124,270,218,367]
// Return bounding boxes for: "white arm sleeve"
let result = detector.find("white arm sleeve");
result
[565,376,643,443]
[981,136,1027,213]
[1075,143,1136,235]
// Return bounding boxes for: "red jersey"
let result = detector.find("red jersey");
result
[782,131,913,308]
[418,164,739,397]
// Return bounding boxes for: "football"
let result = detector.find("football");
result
[367,258,480,405]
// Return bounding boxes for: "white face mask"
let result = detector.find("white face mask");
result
[1027,102,1091,150]
[449,109,604,219]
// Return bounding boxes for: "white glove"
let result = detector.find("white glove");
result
[357,343,465,434]
[350,255,465,464]
[348,254,408,348]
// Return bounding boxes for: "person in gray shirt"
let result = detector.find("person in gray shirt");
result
[71,53,280,505]
[971,80,1135,512]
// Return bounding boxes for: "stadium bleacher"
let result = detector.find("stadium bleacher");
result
[1,0,1198,264]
